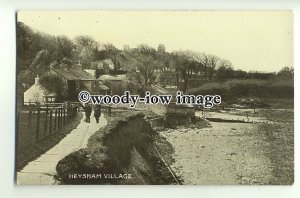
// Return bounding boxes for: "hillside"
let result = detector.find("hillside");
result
[188,79,294,107]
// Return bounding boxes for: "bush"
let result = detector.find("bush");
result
[188,79,294,104]
[103,80,145,96]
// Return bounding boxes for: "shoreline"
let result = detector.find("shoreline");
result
[162,108,293,184]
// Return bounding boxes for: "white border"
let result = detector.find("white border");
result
[0,0,299,198]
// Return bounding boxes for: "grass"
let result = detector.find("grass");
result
[18,111,55,151]
[188,79,269,92]
[16,112,82,171]
[98,111,179,184]
[216,107,294,184]
[57,110,180,184]
[188,79,293,104]
[259,109,294,123]
[263,98,294,109]
[235,109,294,184]
[189,78,293,92]
[17,109,77,151]
[258,112,294,185]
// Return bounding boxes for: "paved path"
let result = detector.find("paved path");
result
[17,113,107,185]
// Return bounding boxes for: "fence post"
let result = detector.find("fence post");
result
[59,108,62,128]
[54,109,57,130]
[49,110,52,133]
[60,108,63,128]
[67,108,70,123]
[28,110,31,131]
[63,109,66,125]
[44,109,48,135]
[59,108,61,129]
[57,109,60,129]
[36,109,40,140]
[70,108,73,120]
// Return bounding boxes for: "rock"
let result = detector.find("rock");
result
[56,149,93,184]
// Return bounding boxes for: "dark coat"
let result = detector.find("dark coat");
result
[94,105,101,118]
[85,106,92,116]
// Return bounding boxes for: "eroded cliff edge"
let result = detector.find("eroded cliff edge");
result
[56,112,178,184]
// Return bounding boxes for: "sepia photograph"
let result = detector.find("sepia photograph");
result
[15,10,293,185]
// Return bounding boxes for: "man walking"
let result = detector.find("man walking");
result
[80,103,92,123]
[94,105,101,123]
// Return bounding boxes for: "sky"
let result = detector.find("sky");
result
[18,11,293,72]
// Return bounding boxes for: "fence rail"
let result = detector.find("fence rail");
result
[17,103,126,152]
[16,106,78,152]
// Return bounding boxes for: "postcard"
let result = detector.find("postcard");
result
[16,11,293,185]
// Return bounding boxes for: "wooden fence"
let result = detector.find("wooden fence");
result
[16,106,78,152]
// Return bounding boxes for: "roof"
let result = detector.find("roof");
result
[89,81,109,94]
[98,74,127,81]
[52,68,95,80]
[98,81,110,91]
[98,84,110,91]
[84,69,96,77]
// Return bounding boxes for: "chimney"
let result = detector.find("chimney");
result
[76,60,83,70]
[35,75,40,85]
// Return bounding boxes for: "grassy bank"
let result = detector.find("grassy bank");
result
[16,113,82,171]
[56,110,179,184]
[188,79,293,106]
[259,109,294,184]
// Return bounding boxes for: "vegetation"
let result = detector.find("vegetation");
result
[56,112,178,184]
[102,80,145,96]
[188,78,293,108]
[17,22,293,101]
[16,111,82,171]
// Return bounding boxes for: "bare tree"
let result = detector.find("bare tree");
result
[216,59,234,81]
[132,44,158,84]
[137,44,156,54]
[170,51,190,92]
[200,53,210,81]
[207,55,221,81]
[74,35,98,67]
[277,66,294,79]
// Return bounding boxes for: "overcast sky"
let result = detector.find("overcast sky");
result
[18,11,293,72]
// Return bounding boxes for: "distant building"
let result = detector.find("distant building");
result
[124,45,130,51]
[50,63,109,101]
[158,44,166,53]
[98,74,127,82]
[91,59,114,74]
[24,75,57,105]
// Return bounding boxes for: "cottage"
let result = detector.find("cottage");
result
[24,75,57,105]
[50,63,109,101]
